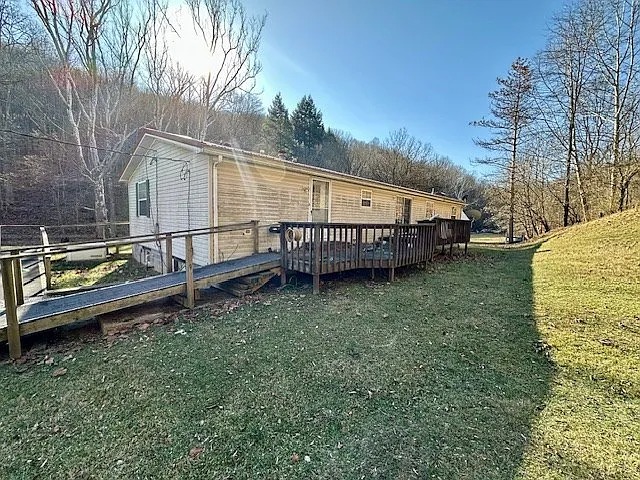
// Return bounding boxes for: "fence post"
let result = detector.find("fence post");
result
[40,227,52,290]
[251,220,259,254]
[12,254,24,306]
[165,233,173,273]
[313,224,321,294]
[389,225,398,282]
[1,258,21,359]
[449,221,455,257]
[185,235,195,309]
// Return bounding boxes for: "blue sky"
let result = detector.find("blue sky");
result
[243,0,562,171]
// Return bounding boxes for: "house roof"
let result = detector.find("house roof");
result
[120,128,466,206]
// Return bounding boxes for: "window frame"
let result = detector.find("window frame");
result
[360,189,372,208]
[426,201,435,219]
[136,179,150,218]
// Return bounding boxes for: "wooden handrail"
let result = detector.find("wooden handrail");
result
[0,221,257,261]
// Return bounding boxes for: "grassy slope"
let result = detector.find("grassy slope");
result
[1,251,550,479]
[519,208,640,479]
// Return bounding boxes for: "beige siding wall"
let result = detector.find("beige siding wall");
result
[216,159,310,260]
[128,141,210,270]
[214,157,463,260]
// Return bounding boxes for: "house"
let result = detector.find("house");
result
[119,129,466,272]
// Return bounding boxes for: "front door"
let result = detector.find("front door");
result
[311,179,330,222]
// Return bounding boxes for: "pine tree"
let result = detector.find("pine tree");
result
[262,93,294,157]
[291,95,325,163]
[472,57,534,243]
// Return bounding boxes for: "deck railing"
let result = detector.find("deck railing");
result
[280,222,438,292]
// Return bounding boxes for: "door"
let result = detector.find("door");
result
[311,179,330,222]
[395,197,411,224]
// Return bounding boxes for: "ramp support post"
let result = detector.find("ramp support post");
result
[1,258,21,359]
[185,235,195,309]
[165,233,173,273]
[251,220,259,254]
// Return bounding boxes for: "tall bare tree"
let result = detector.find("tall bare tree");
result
[30,0,149,236]
[185,0,265,140]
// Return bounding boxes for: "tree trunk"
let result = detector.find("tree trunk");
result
[575,157,589,222]
[563,121,574,226]
[508,145,516,244]
[94,176,108,239]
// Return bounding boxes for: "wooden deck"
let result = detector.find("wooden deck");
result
[279,220,470,293]
[0,252,280,342]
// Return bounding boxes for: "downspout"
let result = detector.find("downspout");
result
[211,154,223,263]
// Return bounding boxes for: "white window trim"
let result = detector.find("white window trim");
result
[360,189,372,208]
[136,180,150,218]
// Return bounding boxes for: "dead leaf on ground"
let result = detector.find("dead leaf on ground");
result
[52,367,67,377]
[189,447,204,460]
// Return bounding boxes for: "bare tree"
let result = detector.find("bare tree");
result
[30,0,148,236]
[184,0,265,140]
[536,2,596,224]
[590,0,640,212]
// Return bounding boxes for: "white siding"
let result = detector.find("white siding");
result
[128,141,210,270]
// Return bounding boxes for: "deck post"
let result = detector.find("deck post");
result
[12,255,24,306]
[165,233,173,273]
[40,227,52,290]
[391,225,400,282]
[185,235,195,309]
[1,258,22,359]
[251,220,259,254]
[313,224,321,294]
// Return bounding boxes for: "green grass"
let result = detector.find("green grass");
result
[1,250,550,479]
[51,255,156,290]
[1,209,638,478]
[470,232,504,244]
[518,208,640,478]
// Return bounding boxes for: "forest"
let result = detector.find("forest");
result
[0,0,639,240]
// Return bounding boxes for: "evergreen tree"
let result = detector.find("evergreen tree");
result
[262,93,294,156]
[291,95,325,163]
[472,57,535,243]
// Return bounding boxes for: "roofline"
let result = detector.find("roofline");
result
[121,128,466,206]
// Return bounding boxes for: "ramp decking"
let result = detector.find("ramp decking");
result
[0,252,280,341]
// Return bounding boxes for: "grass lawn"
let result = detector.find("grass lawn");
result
[470,232,504,244]
[51,253,156,290]
[1,209,638,478]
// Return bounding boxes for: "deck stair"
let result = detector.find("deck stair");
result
[215,268,280,298]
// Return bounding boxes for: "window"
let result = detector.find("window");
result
[361,189,372,208]
[136,180,150,217]
[395,196,411,224]
[426,201,435,218]
[451,206,457,219]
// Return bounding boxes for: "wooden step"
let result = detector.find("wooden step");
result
[215,268,279,297]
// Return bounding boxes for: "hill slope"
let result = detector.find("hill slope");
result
[521,208,640,478]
